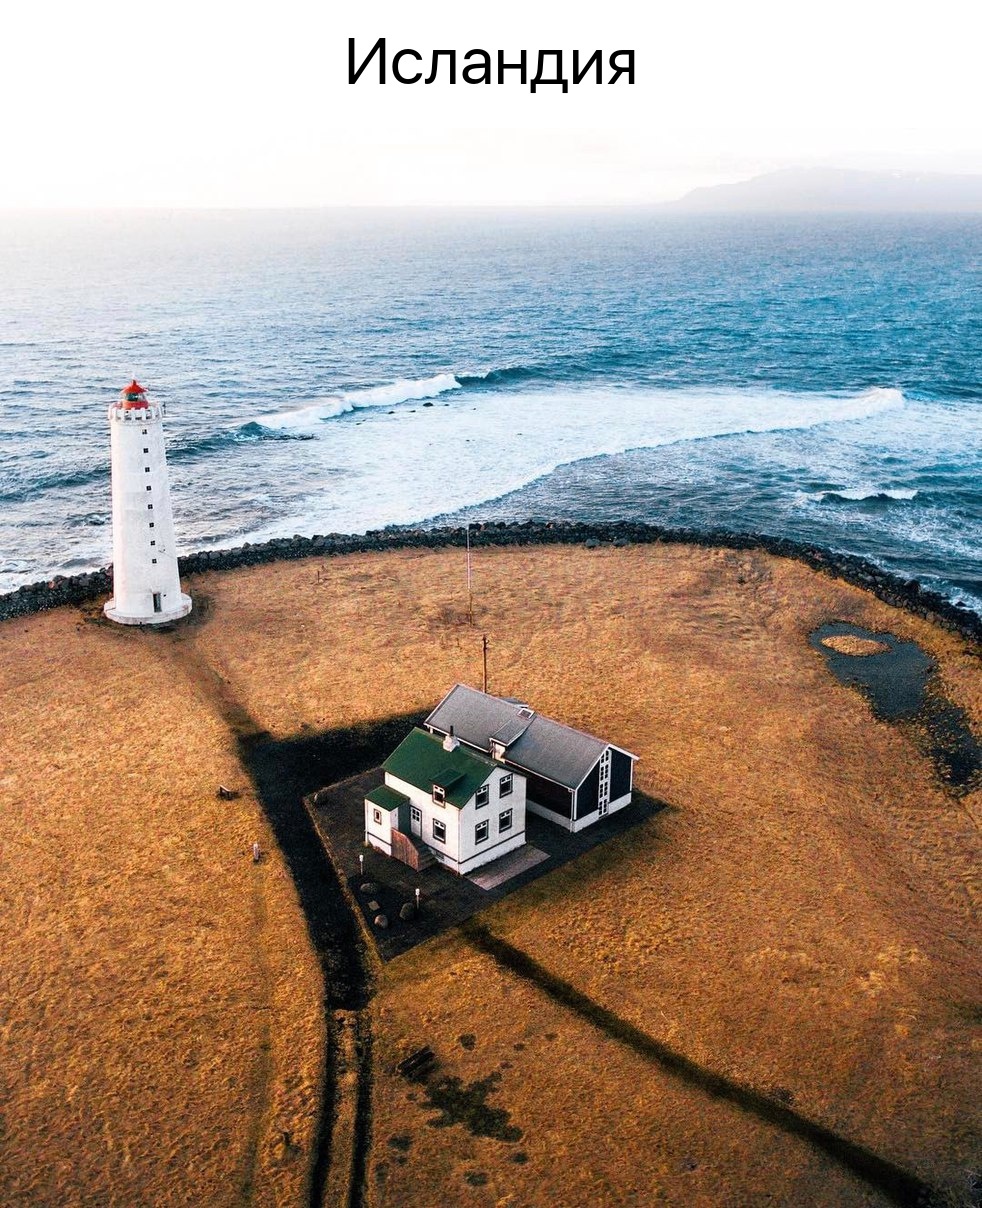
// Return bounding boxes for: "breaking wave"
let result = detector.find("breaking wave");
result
[252,372,461,432]
[803,487,919,504]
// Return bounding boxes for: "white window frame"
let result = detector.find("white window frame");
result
[499,774,513,798]
[372,808,382,825]
[475,819,489,844]
[499,808,513,832]
[432,818,446,843]
[432,784,446,805]
[476,784,489,808]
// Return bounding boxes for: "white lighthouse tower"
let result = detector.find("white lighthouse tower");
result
[104,380,192,625]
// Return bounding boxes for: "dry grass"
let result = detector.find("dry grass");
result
[820,634,892,656]
[0,608,322,1207]
[1,542,979,1206]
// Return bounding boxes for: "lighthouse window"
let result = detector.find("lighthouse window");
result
[152,593,162,613]
[145,466,150,473]
[150,540,156,547]
[149,522,155,528]
[141,428,147,435]
[146,485,152,491]
[143,447,149,453]
[147,504,153,510]
[151,558,157,564]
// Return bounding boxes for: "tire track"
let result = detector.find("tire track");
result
[162,634,381,1208]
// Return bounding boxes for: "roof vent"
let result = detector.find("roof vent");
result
[443,725,459,753]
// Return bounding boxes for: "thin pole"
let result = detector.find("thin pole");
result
[466,523,473,624]
[482,633,488,694]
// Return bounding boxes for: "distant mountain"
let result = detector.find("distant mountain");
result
[663,168,982,213]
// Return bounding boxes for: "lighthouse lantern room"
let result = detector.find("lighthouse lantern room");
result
[104,380,192,625]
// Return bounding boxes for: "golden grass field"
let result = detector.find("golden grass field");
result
[1,541,979,1206]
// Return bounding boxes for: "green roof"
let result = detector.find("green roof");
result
[383,728,495,808]
[366,784,410,812]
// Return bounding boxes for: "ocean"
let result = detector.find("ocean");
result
[1,208,980,610]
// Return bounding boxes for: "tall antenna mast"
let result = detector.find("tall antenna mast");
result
[466,523,473,624]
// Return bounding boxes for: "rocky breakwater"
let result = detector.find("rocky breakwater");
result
[2,521,980,645]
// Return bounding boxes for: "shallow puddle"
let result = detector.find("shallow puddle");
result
[811,621,980,794]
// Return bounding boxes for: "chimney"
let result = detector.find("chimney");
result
[443,725,459,752]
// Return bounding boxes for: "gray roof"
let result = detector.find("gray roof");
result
[425,684,635,790]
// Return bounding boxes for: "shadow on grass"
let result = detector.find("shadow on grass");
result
[236,709,427,1208]
[238,709,429,1009]
[461,920,941,1208]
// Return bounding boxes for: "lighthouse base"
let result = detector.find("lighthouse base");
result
[104,593,193,626]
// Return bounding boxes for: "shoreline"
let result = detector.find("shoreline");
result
[2,518,980,645]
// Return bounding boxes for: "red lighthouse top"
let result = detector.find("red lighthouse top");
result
[119,380,148,409]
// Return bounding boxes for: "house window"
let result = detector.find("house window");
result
[475,820,489,844]
[432,818,446,843]
[432,784,446,805]
[499,774,513,797]
[476,784,489,808]
[499,808,513,832]
[372,808,382,825]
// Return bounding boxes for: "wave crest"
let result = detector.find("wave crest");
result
[804,487,919,504]
[252,372,461,432]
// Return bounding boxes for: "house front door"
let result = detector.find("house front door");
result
[411,806,422,837]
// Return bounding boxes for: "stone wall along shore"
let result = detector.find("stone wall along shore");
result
[2,521,980,646]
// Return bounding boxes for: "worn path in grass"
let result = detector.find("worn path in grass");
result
[5,542,977,1208]
[163,625,384,1208]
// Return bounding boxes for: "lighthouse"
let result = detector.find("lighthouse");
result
[104,380,192,625]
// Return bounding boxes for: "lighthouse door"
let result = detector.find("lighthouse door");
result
[152,592,162,613]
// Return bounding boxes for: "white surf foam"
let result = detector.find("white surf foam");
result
[802,486,919,503]
[252,372,461,431]
[237,381,909,544]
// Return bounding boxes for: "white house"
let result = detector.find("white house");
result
[364,726,527,875]
[425,684,638,833]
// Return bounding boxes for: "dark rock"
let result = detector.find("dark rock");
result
[399,902,416,921]
[373,913,389,929]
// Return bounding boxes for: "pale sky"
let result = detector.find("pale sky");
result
[2,0,980,206]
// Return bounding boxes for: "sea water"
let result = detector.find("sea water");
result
[0,208,979,610]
